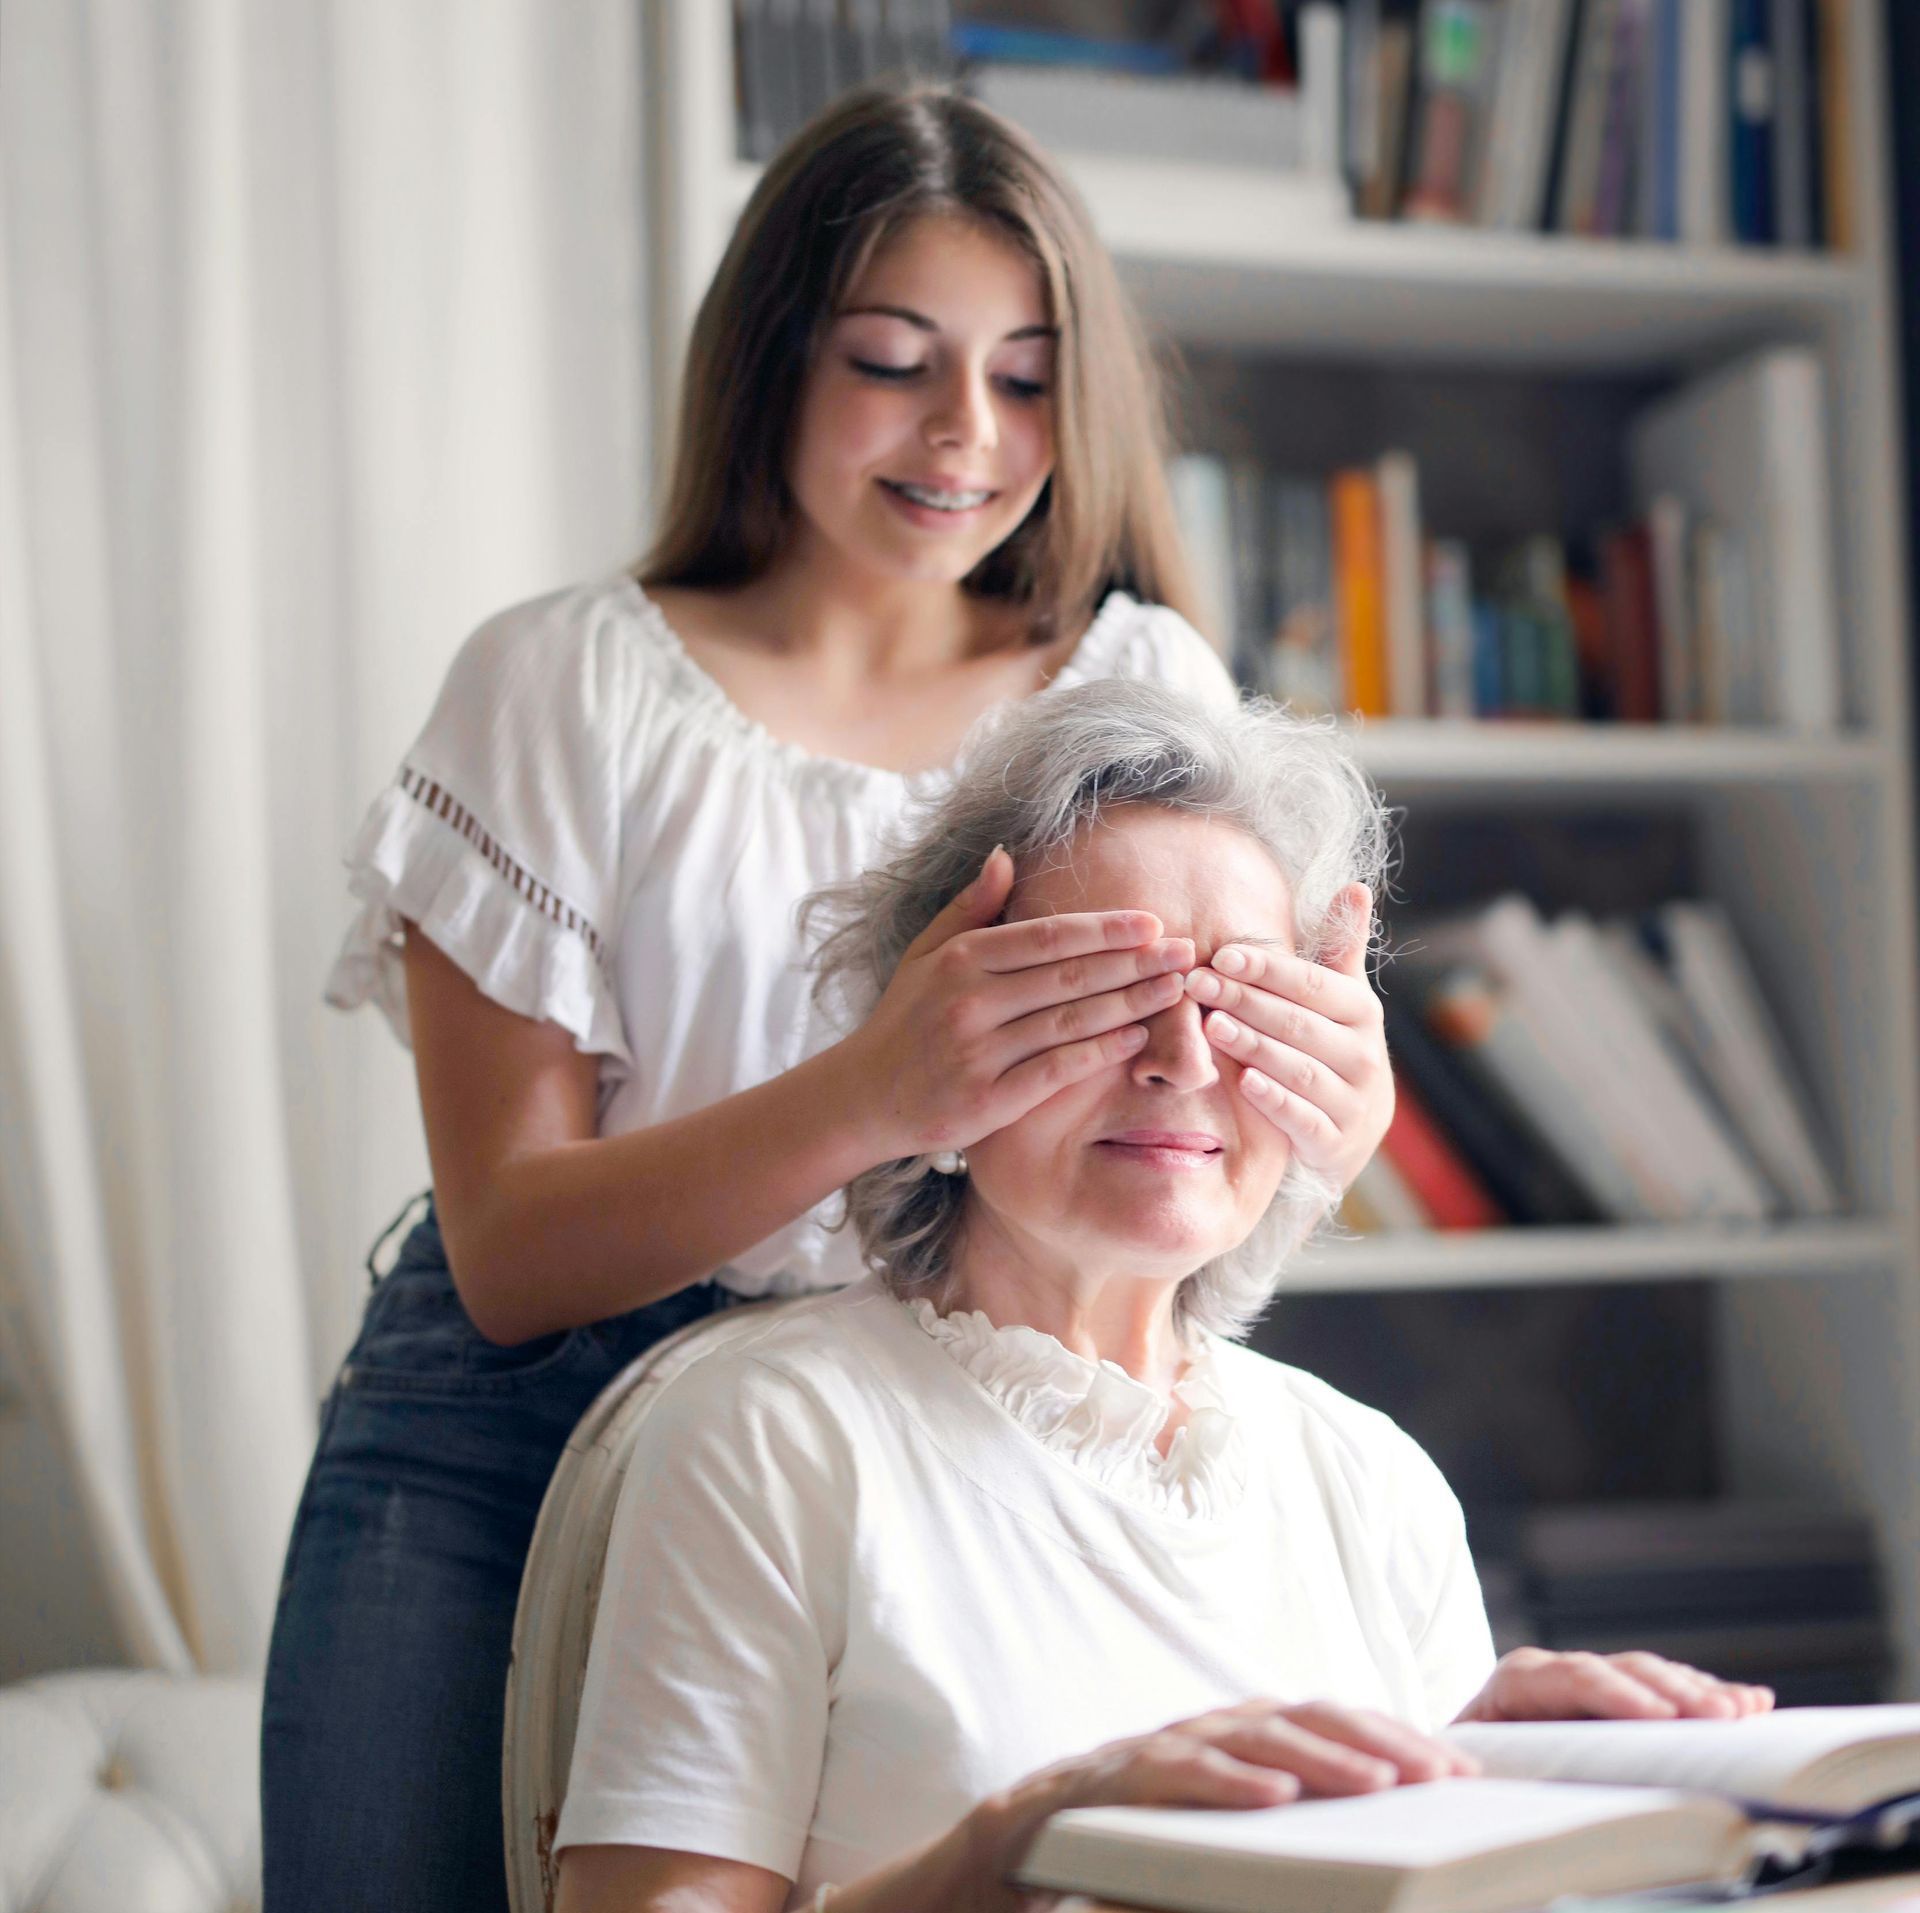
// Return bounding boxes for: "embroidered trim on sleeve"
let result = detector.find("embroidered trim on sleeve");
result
[398,765,608,968]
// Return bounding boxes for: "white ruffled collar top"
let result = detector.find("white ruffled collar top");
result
[905,1296,1249,1520]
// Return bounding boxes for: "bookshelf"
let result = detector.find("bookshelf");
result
[645,5,1920,1689]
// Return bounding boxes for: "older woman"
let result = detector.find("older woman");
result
[555,681,1770,1913]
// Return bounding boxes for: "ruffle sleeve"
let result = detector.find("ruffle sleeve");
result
[322,582,639,1068]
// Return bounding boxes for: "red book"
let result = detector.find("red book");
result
[1601,524,1662,722]
[1378,1069,1506,1230]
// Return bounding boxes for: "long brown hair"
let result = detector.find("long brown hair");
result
[639,85,1200,639]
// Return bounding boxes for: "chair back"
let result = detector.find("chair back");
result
[502,1299,790,1913]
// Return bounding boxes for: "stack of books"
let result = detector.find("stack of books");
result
[1348,0,1853,248]
[1485,1502,1893,1706]
[1344,892,1840,1233]
[735,3,1854,255]
[1171,346,1842,732]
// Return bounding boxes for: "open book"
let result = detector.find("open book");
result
[1014,1706,1920,1913]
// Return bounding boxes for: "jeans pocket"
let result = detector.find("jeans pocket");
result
[343,1267,598,1400]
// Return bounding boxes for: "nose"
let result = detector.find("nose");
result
[923,362,998,455]
[1129,994,1221,1093]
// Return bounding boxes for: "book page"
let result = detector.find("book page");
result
[1449,1706,1920,1812]
[1046,1778,1712,1869]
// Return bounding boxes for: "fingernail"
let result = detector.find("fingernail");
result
[1121,1025,1149,1048]
[1186,970,1222,1002]
[1214,947,1246,975]
[1209,1014,1239,1041]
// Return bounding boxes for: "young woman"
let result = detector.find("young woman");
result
[259,85,1399,1913]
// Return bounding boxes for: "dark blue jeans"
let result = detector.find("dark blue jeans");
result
[259,1194,734,1912]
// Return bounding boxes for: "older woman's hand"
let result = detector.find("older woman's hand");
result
[1182,883,1393,1192]
[946,1700,1477,1913]
[1454,1647,1776,1723]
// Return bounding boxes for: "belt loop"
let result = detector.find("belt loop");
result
[365,1189,433,1289]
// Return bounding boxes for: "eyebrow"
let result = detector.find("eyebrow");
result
[837,303,1057,342]
[1217,933,1295,954]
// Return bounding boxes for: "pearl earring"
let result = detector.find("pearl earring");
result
[928,1148,968,1176]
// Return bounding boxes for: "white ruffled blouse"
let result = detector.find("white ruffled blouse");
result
[324,573,1237,1294]
[559,1278,1500,1903]
[906,1299,1248,1519]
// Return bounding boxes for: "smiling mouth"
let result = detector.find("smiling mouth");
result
[879,478,996,513]
[1095,1130,1225,1169]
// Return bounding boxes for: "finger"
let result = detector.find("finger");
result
[1184,971,1367,1085]
[1207,939,1376,1029]
[1206,1013,1361,1132]
[963,908,1164,976]
[1280,1702,1477,1782]
[1606,1654,1741,1719]
[993,970,1189,1068]
[1214,1719,1400,1796]
[991,1022,1152,1119]
[986,938,1196,1026]
[1107,1739,1301,1812]
[1514,1652,1679,1720]
[900,846,1017,963]
[1178,1745,1303,1810]
[1327,883,1375,980]
[1238,1067,1343,1162]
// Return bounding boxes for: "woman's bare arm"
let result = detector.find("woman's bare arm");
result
[553,1834,987,1913]
[404,925,881,1345]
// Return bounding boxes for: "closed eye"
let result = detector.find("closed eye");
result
[849,359,1049,402]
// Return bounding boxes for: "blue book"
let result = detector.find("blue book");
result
[1472,602,1506,714]
[1646,0,1683,239]
[1729,0,1777,243]
[947,25,1179,74]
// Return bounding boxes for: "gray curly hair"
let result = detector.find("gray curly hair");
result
[806,677,1393,1340]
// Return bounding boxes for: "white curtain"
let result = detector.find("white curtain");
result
[0,0,651,1674]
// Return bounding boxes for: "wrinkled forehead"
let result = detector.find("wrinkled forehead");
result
[1005,808,1295,960]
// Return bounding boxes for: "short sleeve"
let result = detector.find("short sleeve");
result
[1379,1432,1499,1729]
[1116,601,1241,716]
[555,1348,853,1876]
[322,583,637,1066]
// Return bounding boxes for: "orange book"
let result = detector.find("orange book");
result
[1379,1070,1506,1230]
[1330,469,1388,716]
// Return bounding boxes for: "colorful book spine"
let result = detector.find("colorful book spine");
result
[1427,540,1477,719]
[1381,1072,1507,1228]
[1730,0,1779,243]
[1591,0,1650,237]
[1330,469,1389,717]
[1378,451,1427,718]
[1403,0,1498,223]
[1269,476,1339,716]
[1601,524,1662,721]
[1381,992,1604,1225]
